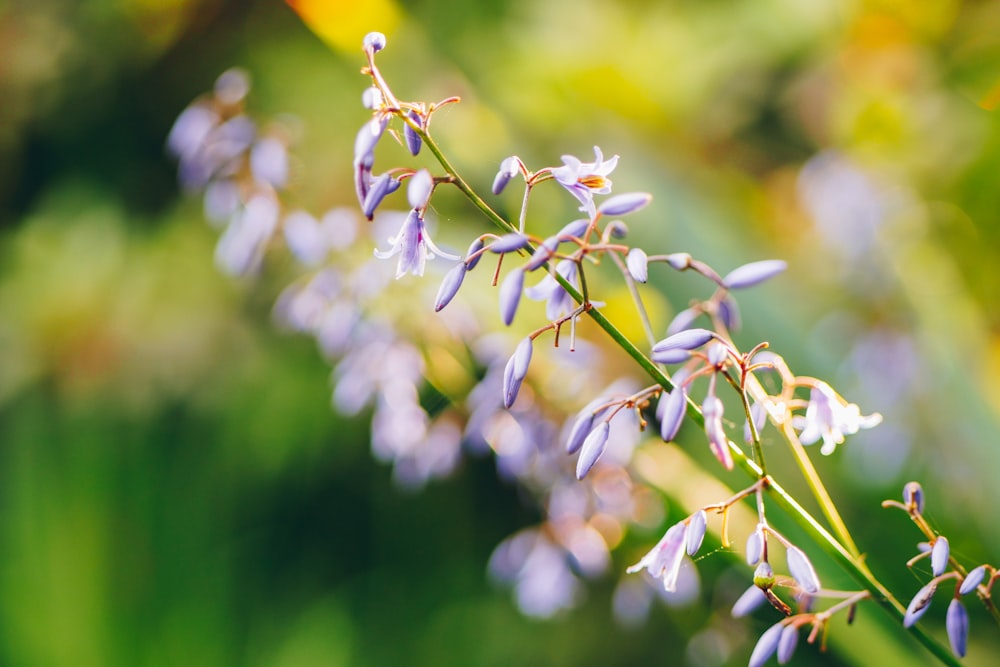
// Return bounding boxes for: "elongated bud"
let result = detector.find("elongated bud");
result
[903,581,937,628]
[946,599,969,657]
[408,169,434,209]
[434,263,467,312]
[558,218,590,240]
[465,238,485,270]
[651,348,692,364]
[598,192,652,216]
[666,307,699,336]
[362,173,401,220]
[502,337,533,409]
[626,247,648,283]
[652,328,716,354]
[576,422,610,480]
[658,387,687,442]
[498,268,525,326]
[363,31,387,53]
[903,481,924,513]
[786,546,820,594]
[566,407,602,454]
[492,156,520,195]
[403,110,423,156]
[490,233,531,254]
[732,585,767,618]
[746,525,765,566]
[959,565,986,596]
[722,259,787,290]
[354,117,387,166]
[748,623,784,667]
[524,237,558,271]
[931,536,950,576]
[718,294,741,330]
[776,624,799,665]
[686,510,707,555]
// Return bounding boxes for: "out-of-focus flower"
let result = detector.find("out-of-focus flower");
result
[792,381,882,455]
[489,528,582,618]
[525,260,579,321]
[552,146,618,215]
[214,194,279,276]
[627,248,648,283]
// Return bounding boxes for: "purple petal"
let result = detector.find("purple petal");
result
[744,401,767,443]
[490,233,532,254]
[576,422,610,480]
[903,581,937,628]
[666,307,699,336]
[652,328,716,354]
[498,268,525,326]
[626,248,648,283]
[946,599,968,658]
[502,337,533,409]
[407,169,434,209]
[434,263,467,312]
[566,409,600,455]
[598,192,652,216]
[403,110,423,156]
[524,237,558,271]
[748,622,784,667]
[354,117,387,165]
[786,547,820,594]
[777,624,799,665]
[718,294,741,331]
[362,173,401,220]
[658,387,687,442]
[651,348,692,365]
[723,259,787,290]
[686,510,707,556]
[959,566,986,596]
[491,156,520,195]
[931,537,950,577]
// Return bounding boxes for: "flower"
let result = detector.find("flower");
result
[792,381,882,455]
[525,259,579,320]
[374,210,459,278]
[552,146,619,215]
[627,521,688,592]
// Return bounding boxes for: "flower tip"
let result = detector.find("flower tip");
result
[626,247,648,283]
[575,422,610,479]
[722,259,787,290]
[598,192,652,216]
[363,31,387,53]
[434,263,467,312]
[946,599,969,658]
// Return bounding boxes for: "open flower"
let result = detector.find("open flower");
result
[627,522,688,592]
[374,210,459,278]
[792,381,882,455]
[552,146,618,215]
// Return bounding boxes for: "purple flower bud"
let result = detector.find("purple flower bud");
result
[718,293,741,331]
[777,624,799,665]
[626,248,648,283]
[354,117,387,166]
[723,259,787,290]
[748,622,784,667]
[903,481,924,513]
[576,421,610,480]
[362,173,401,221]
[931,537,950,577]
[566,410,598,455]
[666,307,699,336]
[946,599,969,658]
[434,263,467,312]
[746,525,765,566]
[686,510,707,555]
[707,342,729,367]
[605,220,629,238]
[214,68,250,105]
[903,581,937,628]
[598,192,652,216]
[665,253,691,270]
[408,169,434,209]
[502,337,533,409]
[465,238,485,270]
[786,547,820,594]
[403,110,423,156]
[558,218,590,240]
[959,566,986,596]
[490,233,532,254]
[702,395,733,471]
[651,348,692,365]
[732,585,767,618]
[491,156,520,195]
[658,387,687,442]
[652,328,716,355]
[524,237,558,271]
[498,268,525,326]
[363,31,387,52]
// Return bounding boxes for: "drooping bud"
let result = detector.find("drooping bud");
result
[363,31,387,53]
[732,585,767,618]
[746,525,765,566]
[361,173,401,220]
[651,348,692,365]
[946,599,969,658]
[718,294,741,330]
[361,87,382,109]
[652,328,716,355]
[434,263,467,312]
[702,395,733,470]
[658,387,687,442]
[498,268,525,326]
[558,218,590,241]
[407,169,434,209]
[566,401,607,454]
[786,546,820,594]
[491,156,520,195]
[465,238,486,270]
[903,581,937,628]
[502,337,533,409]
[686,510,707,556]
[931,537,950,577]
[489,233,532,254]
[753,561,775,589]
[598,192,652,216]
[354,117,387,166]
[605,220,628,238]
[776,624,799,665]
[524,237,558,271]
[626,248,648,283]
[748,623,784,667]
[575,421,610,480]
[722,259,787,290]
[959,565,986,596]
[403,110,423,156]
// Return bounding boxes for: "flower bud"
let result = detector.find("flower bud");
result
[576,421,610,480]
[748,623,784,667]
[686,510,707,556]
[434,263,467,312]
[403,110,423,156]
[491,156,520,195]
[465,238,485,270]
[777,624,799,665]
[658,387,687,442]
[407,169,434,209]
[363,31,387,53]
[746,525,765,566]
[498,268,524,326]
[753,561,775,589]
[946,599,969,658]
[722,259,787,290]
[903,481,924,514]
[598,192,652,216]
[361,173,401,221]
[651,348,691,365]
[959,565,986,596]
[558,218,590,240]
[361,87,382,110]
[489,233,531,254]
[718,294,741,331]
[652,328,716,355]
[502,337,533,409]
[786,546,820,594]
[903,581,937,628]
[931,536,950,577]
[524,237,558,271]
[665,252,691,270]
[731,585,767,618]
[626,247,648,283]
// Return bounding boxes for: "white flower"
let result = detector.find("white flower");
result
[793,382,882,455]
[552,146,619,215]
[374,210,459,278]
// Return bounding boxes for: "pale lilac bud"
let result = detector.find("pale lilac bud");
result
[903,581,937,628]
[498,268,524,326]
[598,192,652,216]
[524,237,558,271]
[403,110,423,156]
[361,87,382,109]
[434,263,467,312]
[502,337,533,409]
[651,348,692,365]
[362,173,401,220]
[363,31,387,52]
[658,387,687,442]
[491,156,520,195]
[746,525,765,566]
[652,328,716,355]
[786,546,820,594]
[666,307,699,336]
[959,566,986,596]
[665,253,692,270]
[686,510,707,555]
[490,233,531,254]
[718,294,741,330]
[723,259,787,290]
[777,624,799,665]
[707,342,729,367]
[931,537,950,577]
[946,599,969,657]
[626,248,648,283]
[732,585,767,618]
[465,238,485,270]
[702,395,733,470]
[558,218,590,240]
[903,481,924,513]
[748,622,784,667]
[576,421,610,480]
[566,411,598,455]
[605,220,629,238]
[407,169,434,209]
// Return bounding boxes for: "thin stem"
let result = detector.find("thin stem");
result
[609,250,657,348]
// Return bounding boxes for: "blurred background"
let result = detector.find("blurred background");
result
[2,0,1000,665]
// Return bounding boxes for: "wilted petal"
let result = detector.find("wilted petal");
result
[576,422,610,479]
[627,247,648,283]
[777,624,799,665]
[434,263,467,312]
[931,537,950,577]
[502,337,533,409]
[659,387,687,442]
[652,328,716,354]
[403,110,423,156]
[499,268,525,326]
[723,260,788,290]
[786,547,820,594]
[490,233,532,254]
[959,566,986,596]
[686,510,707,556]
[903,581,937,628]
[732,585,767,618]
[946,599,969,658]
[598,192,652,216]
[748,622,785,667]
[408,169,434,209]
